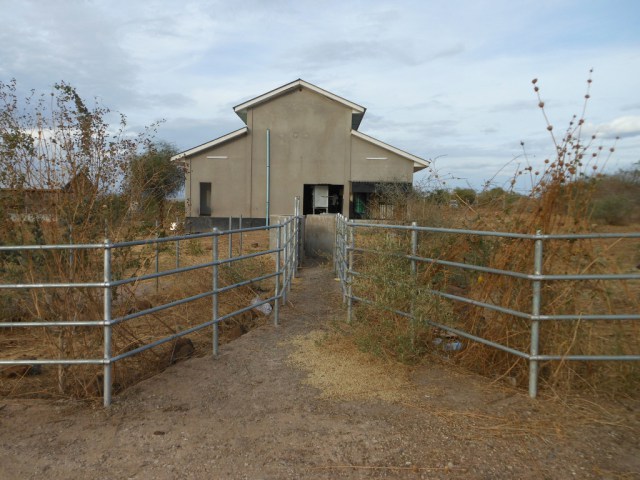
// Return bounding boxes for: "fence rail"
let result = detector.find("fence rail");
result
[0,211,302,407]
[335,214,640,398]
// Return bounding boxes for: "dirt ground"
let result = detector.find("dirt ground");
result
[1,260,638,479]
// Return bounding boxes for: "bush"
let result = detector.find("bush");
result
[453,187,476,205]
[592,196,633,225]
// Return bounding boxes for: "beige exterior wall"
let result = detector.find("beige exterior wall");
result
[248,87,353,217]
[350,135,413,183]
[185,86,420,223]
[185,134,249,218]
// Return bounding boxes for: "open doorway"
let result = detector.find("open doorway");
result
[199,182,212,216]
[303,184,343,215]
[350,181,411,219]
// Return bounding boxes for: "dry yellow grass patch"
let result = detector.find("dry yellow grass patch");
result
[287,330,414,402]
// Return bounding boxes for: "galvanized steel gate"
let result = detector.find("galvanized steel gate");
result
[0,211,302,407]
[335,214,640,398]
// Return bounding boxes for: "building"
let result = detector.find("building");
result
[0,171,96,222]
[172,79,428,230]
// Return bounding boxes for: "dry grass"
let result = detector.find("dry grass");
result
[287,323,638,450]
[348,75,640,397]
[287,330,414,402]
[0,230,273,401]
[351,207,639,397]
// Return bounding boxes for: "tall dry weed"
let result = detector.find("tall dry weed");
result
[351,73,639,396]
[0,81,272,400]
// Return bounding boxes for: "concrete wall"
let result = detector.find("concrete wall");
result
[185,133,250,218]
[350,134,413,183]
[249,88,352,217]
[304,214,336,258]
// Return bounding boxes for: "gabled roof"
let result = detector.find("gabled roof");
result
[351,130,429,172]
[233,79,367,130]
[170,127,248,160]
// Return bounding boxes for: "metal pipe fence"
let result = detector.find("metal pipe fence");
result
[0,215,301,407]
[335,214,640,398]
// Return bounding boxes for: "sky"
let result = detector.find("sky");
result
[1,0,639,192]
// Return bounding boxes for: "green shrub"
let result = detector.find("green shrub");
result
[592,196,633,226]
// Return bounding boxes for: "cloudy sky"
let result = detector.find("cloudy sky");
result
[2,0,639,191]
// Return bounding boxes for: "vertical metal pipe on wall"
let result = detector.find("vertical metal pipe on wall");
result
[529,231,544,398]
[103,239,113,407]
[266,129,271,226]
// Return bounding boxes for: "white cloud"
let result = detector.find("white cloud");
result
[1,0,639,190]
[592,116,640,139]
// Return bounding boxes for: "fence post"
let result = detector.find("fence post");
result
[297,196,302,272]
[410,221,418,346]
[212,228,219,356]
[103,239,113,407]
[337,215,341,301]
[274,222,281,326]
[529,230,544,399]
[239,215,243,256]
[335,214,339,275]
[341,216,347,304]
[228,216,233,259]
[294,197,300,277]
[347,220,354,323]
[69,224,74,277]
[287,218,293,293]
[282,220,288,305]
[155,220,159,292]
[284,219,290,297]
[175,217,180,269]
[292,213,298,278]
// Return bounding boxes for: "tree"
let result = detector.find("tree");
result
[0,78,157,243]
[453,187,476,205]
[590,162,640,225]
[424,188,450,205]
[0,80,162,397]
[126,141,184,224]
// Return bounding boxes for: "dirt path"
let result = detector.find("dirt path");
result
[1,261,638,479]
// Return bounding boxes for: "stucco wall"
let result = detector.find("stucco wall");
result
[185,86,420,224]
[350,134,413,183]
[185,134,249,218]
[249,88,353,217]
